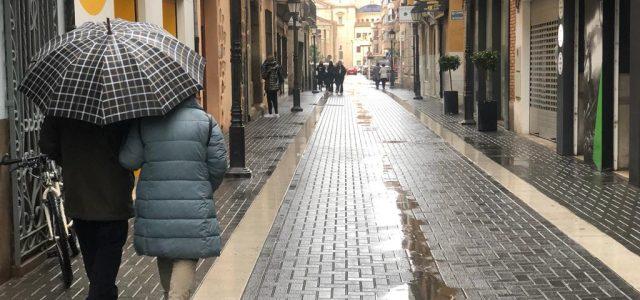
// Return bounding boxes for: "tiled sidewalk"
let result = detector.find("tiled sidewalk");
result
[384,88,640,257]
[243,80,638,299]
[0,92,325,300]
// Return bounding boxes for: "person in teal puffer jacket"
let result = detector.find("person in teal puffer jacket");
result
[119,95,227,300]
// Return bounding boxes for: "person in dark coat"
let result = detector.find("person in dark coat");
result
[334,61,347,95]
[261,56,284,117]
[371,63,381,89]
[39,117,134,300]
[325,61,336,93]
[316,63,326,91]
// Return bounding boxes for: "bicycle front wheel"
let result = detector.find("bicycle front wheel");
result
[47,195,73,289]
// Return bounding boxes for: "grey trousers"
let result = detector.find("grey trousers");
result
[157,258,198,300]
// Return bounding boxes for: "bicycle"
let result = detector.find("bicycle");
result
[1,154,80,289]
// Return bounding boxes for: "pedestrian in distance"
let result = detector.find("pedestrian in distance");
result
[261,55,284,118]
[120,94,228,300]
[371,63,381,89]
[316,62,326,91]
[334,61,347,95]
[325,61,336,93]
[380,63,390,90]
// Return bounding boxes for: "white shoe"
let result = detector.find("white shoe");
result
[274,114,280,118]
[265,114,273,118]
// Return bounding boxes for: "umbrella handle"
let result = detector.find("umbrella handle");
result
[106,18,112,35]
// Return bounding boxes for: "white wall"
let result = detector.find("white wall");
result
[176,0,195,49]
[75,0,115,26]
[514,0,530,134]
[137,0,163,27]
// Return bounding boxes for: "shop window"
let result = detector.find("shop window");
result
[114,0,137,21]
[162,0,178,37]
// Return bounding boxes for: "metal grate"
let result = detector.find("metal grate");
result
[3,0,60,265]
[529,19,558,141]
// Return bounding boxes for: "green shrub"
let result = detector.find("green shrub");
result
[471,50,499,71]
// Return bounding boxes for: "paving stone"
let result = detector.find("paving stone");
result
[243,80,639,299]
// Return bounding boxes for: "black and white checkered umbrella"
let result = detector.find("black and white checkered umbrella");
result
[19,19,205,125]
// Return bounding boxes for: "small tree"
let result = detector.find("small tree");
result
[472,50,499,103]
[438,55,461,91]
[471,50,499,72]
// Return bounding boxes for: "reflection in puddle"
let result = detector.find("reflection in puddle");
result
[377,165,461,300]
[355,101,373,126]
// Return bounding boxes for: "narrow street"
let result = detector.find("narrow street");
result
[237,76,639,299]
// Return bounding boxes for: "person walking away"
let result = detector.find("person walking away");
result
[119,95,227,300]
[371,63,381,89]
[335,61,347,95]
[40,118,134,300]
[380,63,390,90]
[316,62,326,91]
[325,61,336,93]
[261,56,284,118]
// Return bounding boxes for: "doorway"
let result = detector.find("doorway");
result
[529,0,559,142]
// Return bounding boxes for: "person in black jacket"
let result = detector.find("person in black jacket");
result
[325,61,336,93]
[261,56,284,117]
[39,117,134,300]
[334,61,347,95]
[316,63,326,91]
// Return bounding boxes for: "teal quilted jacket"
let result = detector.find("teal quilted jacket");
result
[119,97,227,259]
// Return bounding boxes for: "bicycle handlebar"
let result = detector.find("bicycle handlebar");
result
[0,153,48,168]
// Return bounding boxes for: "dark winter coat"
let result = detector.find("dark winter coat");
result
[335,65,347,83]
[326,64,336,84]
[119,97,227,259]
[39,117,134,221]
[261,59,284,92]
[316,64,326,81]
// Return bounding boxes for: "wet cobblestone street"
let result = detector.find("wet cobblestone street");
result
[243,78,639,299]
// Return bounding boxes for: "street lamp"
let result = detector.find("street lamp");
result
[410,6,423,100]
[226,0,251,177]
[388,29,396,88]
[289,0,304,112]
[312,26,320,94]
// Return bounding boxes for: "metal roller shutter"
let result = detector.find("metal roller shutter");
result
[529,0,559,141]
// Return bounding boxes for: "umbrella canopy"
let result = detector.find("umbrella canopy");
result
[19,19,205,125]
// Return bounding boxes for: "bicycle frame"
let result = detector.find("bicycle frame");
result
[39,160,72,241]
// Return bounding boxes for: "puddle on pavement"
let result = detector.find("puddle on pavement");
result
[355,101,373,126]
[379,166,461,300]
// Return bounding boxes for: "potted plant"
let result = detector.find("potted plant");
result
[471,50,499,131]
[438,55,461,114]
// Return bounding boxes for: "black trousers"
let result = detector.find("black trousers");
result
[74,219,128,300]
[381,78,388,89]
[374,80,380,89]
[266,90,279,114]
[324,80,334,92]
[336,81,344,94]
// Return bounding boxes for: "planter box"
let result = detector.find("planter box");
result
[443,91,458,115]
[477,101,497,132]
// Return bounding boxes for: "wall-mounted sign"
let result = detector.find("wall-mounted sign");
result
[423,1,445,13]
[451,10,464,20]
[398,6,414,23]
